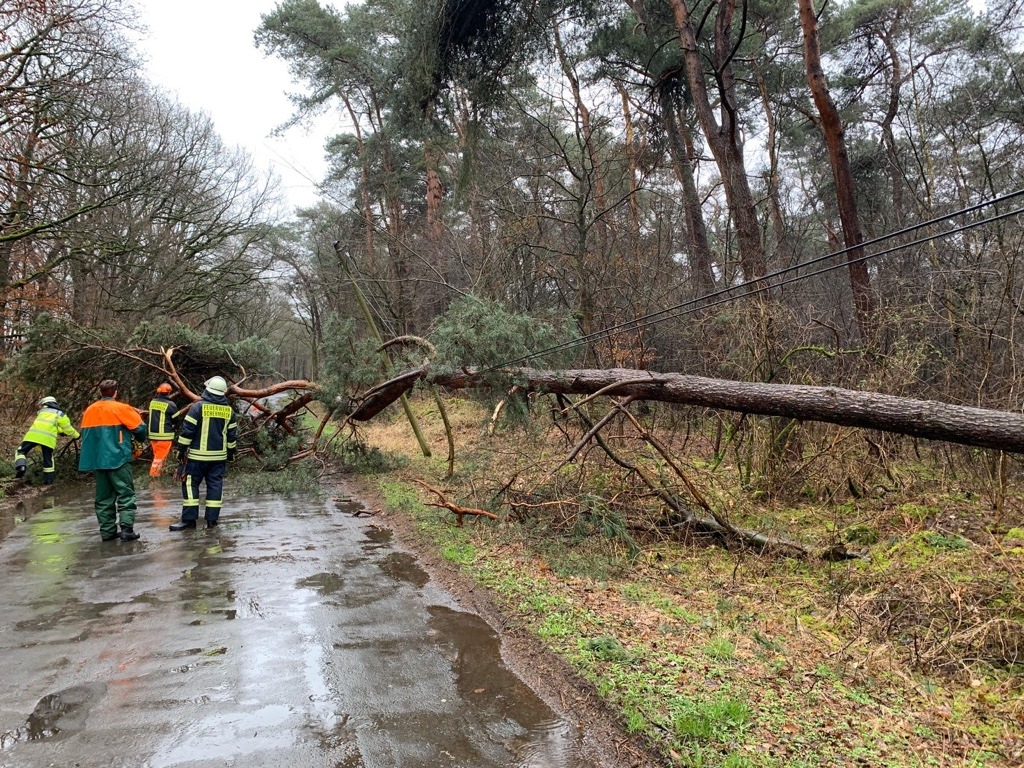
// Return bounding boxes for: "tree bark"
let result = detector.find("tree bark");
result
[661,93,717,295]
[420,367,1024,453]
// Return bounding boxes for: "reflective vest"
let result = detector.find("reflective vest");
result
[177,394,237,462]
[147,396,179,441]
[22,406,79,449]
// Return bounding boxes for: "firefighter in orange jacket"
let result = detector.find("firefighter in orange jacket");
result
[78,379,149,541]
[147,383,180,477]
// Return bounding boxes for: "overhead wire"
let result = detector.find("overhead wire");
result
[317,163,1023,374]
[324,189,471,299]
[478,189,1024,372]
[630,203,1024,334]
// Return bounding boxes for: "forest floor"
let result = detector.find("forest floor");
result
[349,395,1024,768]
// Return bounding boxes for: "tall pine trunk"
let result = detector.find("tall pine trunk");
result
[798,0,877,342]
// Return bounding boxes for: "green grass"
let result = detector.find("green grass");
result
[364,466,1023,768]
[671,696,751,742]
[229,462,324,496]
[704,636,736,661]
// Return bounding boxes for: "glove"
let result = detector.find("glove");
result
[227,450,236,462]
[173,464,187,483]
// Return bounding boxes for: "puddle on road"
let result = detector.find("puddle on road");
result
[427,605,582,766]
[360,526,392,551]
[1,490,594,767]
[335,499,369,517]
[0,682,107,748]
[430,605,552,718]
[298,571,346,595]
[148,704,294,768]
[377,551,429,588]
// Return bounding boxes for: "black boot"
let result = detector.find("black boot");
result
[205,519,218,528]
[119,526,140,541]
[169,520,197,531]
[101,532,119,541]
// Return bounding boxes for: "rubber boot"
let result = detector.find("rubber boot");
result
[119,525,140,541]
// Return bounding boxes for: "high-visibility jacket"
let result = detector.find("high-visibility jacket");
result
[78,398,148,471]
[177,392,237,462]
[147,396,180,441]
[21,406,79,449]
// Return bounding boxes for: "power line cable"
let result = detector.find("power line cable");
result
[481,191,1024,371]
[631,203,1024,335]
[496,188,1024,366]
[325,190,471,299]
[321,171,1023,371]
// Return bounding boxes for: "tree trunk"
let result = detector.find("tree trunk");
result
[424,140,444,240]
[615,82,642,252]
[798,0,876,341]
[666,0,767,281]
[417,367,1024,453]
[623,0,716,294]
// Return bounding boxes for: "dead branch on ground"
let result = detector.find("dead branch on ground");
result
[414,479,499,526]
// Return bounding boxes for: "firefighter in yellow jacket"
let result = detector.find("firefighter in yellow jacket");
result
[170,376,237,530]
[14,396,81,484]
[147,383,180,477]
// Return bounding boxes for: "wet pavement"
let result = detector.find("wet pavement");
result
[0,484,591,768]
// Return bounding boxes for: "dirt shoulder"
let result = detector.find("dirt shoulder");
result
[342,474,666,768]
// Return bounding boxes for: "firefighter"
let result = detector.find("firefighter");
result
[147,383,180,477]
[170,376,237,531]
[78,379,149,541]
[14,396,80,484]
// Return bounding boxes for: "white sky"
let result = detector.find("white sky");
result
[131,0,339,213]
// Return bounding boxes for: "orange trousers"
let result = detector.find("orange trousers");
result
[149,440,173,477]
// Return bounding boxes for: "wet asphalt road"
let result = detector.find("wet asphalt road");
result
[0,484,588,768]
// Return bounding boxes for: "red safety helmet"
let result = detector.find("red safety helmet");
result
[156,383,173,394]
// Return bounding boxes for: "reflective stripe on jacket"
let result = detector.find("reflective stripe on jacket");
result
[147,396,179,441]
[78,398,148,471]
[177,393,237,462]
[22,407,79,449]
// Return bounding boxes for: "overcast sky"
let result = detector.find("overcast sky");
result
[131,0,340,212]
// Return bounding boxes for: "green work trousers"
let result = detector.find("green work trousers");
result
[94,463,137,538]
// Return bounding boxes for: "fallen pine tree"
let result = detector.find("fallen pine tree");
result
[352,365,1024,454]
[343,364,1024,558]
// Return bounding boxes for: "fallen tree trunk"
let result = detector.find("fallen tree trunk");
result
[425,367,1024,454]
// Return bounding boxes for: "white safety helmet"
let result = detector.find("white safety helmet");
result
[204,376,229,396]
[38,396,58,408]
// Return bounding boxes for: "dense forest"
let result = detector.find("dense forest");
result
[2,0,1023,404]
[3,0,1024,764]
